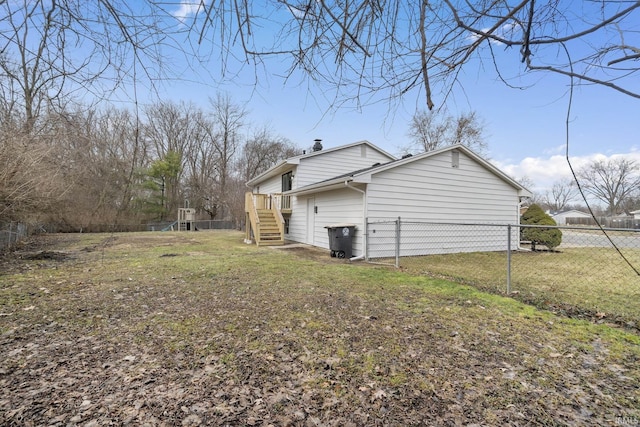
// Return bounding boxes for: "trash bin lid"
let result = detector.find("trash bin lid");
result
[324,223,357,229]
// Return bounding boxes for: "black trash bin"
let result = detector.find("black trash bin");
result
[325,224,356,259]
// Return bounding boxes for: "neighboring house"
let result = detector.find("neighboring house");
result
[244,140,531,259]
[549,209,591,225]
[630,210,640,220]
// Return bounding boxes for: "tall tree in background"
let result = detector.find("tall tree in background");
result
[90,107,149,223]
[0,133,64,221]
[228,126,300,226]
[577,158,640,215]
[205,94,247,220]
[543,178,579,212]
[182,109,218,219]
[0,0,170,133]
[3,0,639,230]
[407,110,487,155]
[0,0,172,226]
[238,126,299,182]
[141,151,182,221]
[143,101,199,214]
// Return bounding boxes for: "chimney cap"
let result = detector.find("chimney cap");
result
[312,139,323,152]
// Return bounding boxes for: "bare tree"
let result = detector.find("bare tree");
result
[187,1,640,109]
[143,101,201,215]
[0,0,174,133]
[407,110,451,153]
[3,1,638,118]
[620,191,640,214]
[0,134,65,222]
[238,126,299,182]
[204,94,247,219]
[408,110,487,154]
[543,178,579,212]
[577,158,640,215]
[512,175,542,206]
[61,107,150,227]
[183,109,221,219]
[89,107,150,222]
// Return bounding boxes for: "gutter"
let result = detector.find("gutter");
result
[344,180,367,261]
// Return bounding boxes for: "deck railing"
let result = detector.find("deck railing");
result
[245,192,262,243]
[250,193,291,212]
[273,193,291,212]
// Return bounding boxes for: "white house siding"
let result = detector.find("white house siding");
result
[250,167,296,195]
[295,144,392,188]
[286,188,364,255]
[366,151,520,257]
[286,195,309,243]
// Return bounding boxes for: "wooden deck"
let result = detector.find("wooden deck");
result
[245,193,288,246]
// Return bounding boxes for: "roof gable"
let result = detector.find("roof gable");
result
[294,140,393,162]
[358,145,517,184]
[246,140,395,187]
[289,144,531,197]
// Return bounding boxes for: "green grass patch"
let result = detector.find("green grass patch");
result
[401,247,640,327]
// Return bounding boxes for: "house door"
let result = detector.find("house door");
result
[306,197,315,245]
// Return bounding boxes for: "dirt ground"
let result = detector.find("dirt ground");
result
[1,233,639,426]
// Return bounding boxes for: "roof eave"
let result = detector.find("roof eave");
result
[350,144,531,194]
[246,160,296,187]
[287,178,354,196]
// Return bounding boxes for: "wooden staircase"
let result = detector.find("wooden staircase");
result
[245,193,284,246]
[255,209,284,245]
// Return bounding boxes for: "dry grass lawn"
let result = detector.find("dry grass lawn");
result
[1,231,639,426]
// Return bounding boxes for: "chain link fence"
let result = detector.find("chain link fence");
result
[0,220,237,252]
[0,222,29,252]
[366,218,640,328]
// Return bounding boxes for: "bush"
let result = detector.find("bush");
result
[521,204,562,251]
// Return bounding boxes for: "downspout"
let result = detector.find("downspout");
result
[344,180,367,261]
[517,196,528,250]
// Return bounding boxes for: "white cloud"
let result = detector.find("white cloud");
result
[542,144,567,156]
[468,28,505,45]
[500,22,521,38]
[173,1,206,22]
[493,151,640,193]
[468,22,522,46]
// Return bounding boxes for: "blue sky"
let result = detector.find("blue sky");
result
[153,53,639,197]
[136,1,640,197]
[2,0,637,198]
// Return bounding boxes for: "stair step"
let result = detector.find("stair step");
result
[249,200,284,246]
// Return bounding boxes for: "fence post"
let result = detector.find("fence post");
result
[395,216,401,268]
[506,224,511,294]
